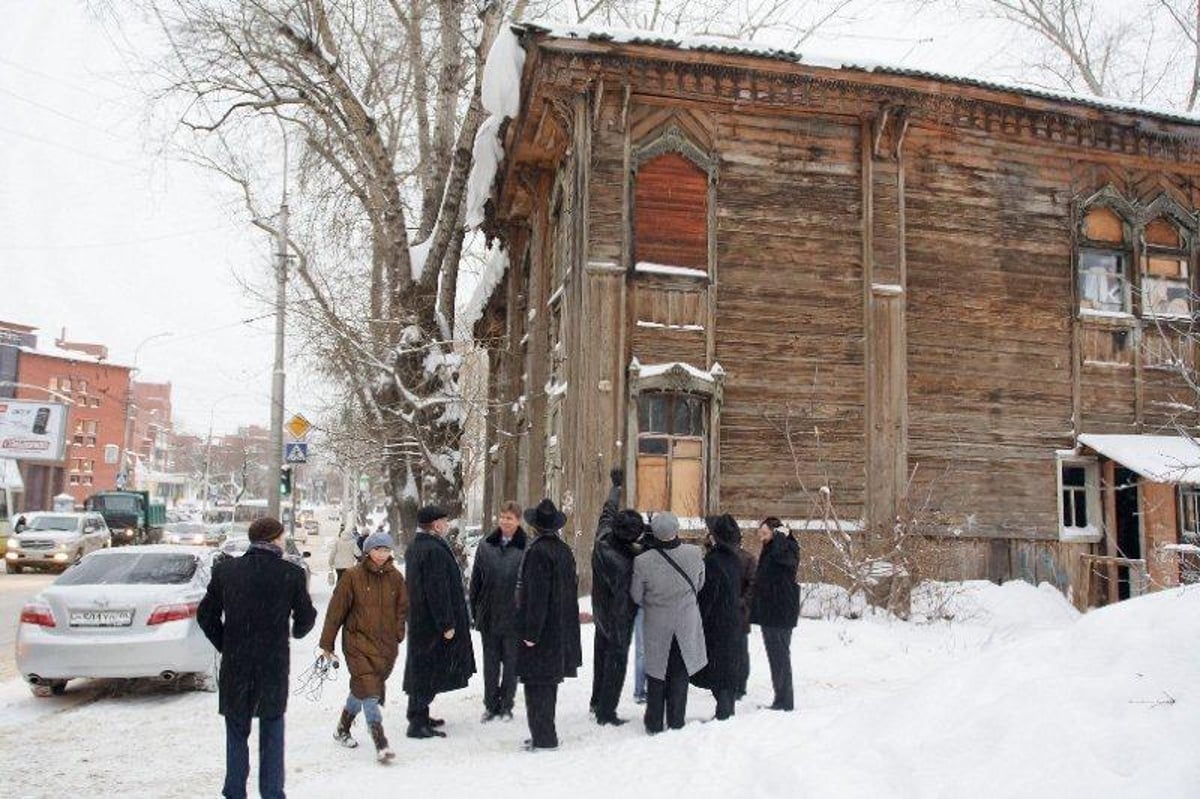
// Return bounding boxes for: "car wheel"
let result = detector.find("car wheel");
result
[5,562,22,574]
[50,680,68,696]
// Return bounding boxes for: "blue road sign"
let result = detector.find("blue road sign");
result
[284,442,309,463]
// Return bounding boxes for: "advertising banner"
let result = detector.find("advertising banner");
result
[0,400,68,461]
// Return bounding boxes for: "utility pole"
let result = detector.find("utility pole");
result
[267,188,289,521]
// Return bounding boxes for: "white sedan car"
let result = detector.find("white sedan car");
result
[16,545,217,697]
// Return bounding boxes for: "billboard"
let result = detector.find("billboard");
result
[0,400,68,461]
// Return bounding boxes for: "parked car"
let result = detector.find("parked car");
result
[162,522,226,548]
[302,518,320,538]
[216,535,312,590]
[15,545,217,696]
[5,512,111,574]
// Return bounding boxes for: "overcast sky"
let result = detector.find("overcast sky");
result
[0,0,1154,439]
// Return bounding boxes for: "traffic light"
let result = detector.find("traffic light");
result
[280,465,293,497]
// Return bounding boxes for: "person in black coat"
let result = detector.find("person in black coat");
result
[402,505,476,738]
[589,467,643,726]
[736,544,757,699]
[690,514,749,720]
[516,498,582,751]
[469,500,527,722]
[749,516,801,711]
[198,516,316,799]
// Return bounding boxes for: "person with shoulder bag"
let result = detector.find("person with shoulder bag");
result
[629,512,706,734]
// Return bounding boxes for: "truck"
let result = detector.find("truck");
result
[84,490,166,546]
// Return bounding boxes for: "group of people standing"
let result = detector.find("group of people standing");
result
[197,475,801,797]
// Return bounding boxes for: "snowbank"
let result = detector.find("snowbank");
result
[1,572,1195,798]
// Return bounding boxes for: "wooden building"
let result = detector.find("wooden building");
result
[473,25,1200,600]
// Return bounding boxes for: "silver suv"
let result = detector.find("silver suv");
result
[5,512,111,573]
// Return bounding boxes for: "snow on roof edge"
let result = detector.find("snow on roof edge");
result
[514,22,1200,128]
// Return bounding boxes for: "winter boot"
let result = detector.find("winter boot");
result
[368,721,395,763]
[334,709,358,748]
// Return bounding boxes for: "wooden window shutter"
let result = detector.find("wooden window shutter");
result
[1083,207,1124,243]
[634,153,708,269]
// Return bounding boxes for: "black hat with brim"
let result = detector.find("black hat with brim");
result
[524,498,567,532]
[417,505,449,525]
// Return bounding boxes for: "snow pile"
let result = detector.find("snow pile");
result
[634,261,709,279]
[465,27,526,230]
[457,243,510,339]
[3,574,1196,798]
[911,578,1080,631]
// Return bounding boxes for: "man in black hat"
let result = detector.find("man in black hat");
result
[589,467,644,726]
[515,498,582,751]
[402,505,476,738]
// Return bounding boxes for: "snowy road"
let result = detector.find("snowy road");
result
[0,565,1195,798]
[0,571,54,681]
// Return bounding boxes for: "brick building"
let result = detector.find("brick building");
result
[0,322,132,509]
[132,381,173,470]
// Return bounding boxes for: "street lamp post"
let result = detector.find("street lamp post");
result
[121,332,171,490]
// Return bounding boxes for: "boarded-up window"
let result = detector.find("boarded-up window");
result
[636,392,706,517]
[634,153,708,270]
[1142,218,1190,318]
[1079,206,1131,314]
[1083,207,1125,243]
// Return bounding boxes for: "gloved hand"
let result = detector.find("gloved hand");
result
[610,467,624,488]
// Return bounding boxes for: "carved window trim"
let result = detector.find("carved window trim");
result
[624,359,726,522]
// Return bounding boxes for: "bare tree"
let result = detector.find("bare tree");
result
[964,0,1196,108]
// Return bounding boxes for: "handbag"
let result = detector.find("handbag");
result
[655,548,697,596]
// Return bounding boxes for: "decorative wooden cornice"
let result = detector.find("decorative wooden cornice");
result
[631,124,719,180]
[537,50,1200,165]
[1080,184,1200,232]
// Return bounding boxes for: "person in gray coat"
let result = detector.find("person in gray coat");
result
[630,511,706,734]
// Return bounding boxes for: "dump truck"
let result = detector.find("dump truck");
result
[84,490,166,546]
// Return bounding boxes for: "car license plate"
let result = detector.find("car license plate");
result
[69,609,133,627]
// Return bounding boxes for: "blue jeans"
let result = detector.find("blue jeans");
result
[345,692,382,724]
[632,608,646,700]
[223,714,285,799]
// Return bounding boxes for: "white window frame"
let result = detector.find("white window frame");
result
[1058,456,1103,542]
[1179,486,1200,544]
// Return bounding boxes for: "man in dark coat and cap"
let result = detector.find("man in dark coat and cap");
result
[691,514,749,720]
[516,498,582,751]
[589,467,643,726]
[198,516,317,799]
[402,505,476,738]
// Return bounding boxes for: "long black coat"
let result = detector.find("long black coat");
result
[469,526,527,637]
[691,544,748,691]
[197,545,317,719]
[402,531,476,696]
[591,485,637,645]
[750,532,801,629]
[516,532,582,685]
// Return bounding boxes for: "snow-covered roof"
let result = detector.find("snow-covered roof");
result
[17,344,128,368]
[516,23,1200,128]
[1077,434,1200,485]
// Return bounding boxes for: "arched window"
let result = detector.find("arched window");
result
[1142,218,1191,318]
[1078,206,1131,314]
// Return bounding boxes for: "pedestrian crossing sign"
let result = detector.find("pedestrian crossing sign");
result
[284,442,309,463]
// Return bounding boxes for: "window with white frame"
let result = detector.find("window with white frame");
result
[1180,487,1200,544]
[1058,458,1101,539]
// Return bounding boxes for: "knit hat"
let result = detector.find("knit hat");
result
[705,514,741,547]
[417,505,449,526]
[613,509,646,543]
[649,511,680,542]
[362,532,394,553]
